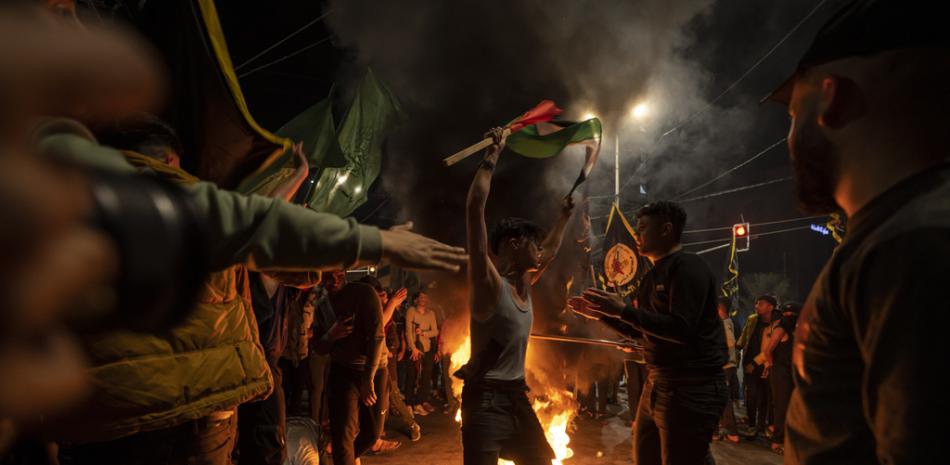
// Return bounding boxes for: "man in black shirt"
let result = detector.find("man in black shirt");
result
[739,295,776,438]
[762,1,950,463]
[571,201,727,465]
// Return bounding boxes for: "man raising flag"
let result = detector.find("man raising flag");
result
[458,128,574,465]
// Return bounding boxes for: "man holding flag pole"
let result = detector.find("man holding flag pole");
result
[455,124,576,465]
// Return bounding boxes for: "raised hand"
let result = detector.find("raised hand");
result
[560,195,575,218]
[390,288,409,307]
[581,288,627,318]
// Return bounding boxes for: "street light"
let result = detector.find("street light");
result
[631,102,650,120]
[614,100,651,201]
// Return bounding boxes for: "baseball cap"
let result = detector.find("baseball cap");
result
[763,0,950,104]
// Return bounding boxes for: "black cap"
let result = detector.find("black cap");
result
[764,0,950,104]
[782,302,803,313]
[756,295,778,307]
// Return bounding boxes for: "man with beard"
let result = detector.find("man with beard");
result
[763,0,950,462]
[570,201,727,465]
[460,128,574,465]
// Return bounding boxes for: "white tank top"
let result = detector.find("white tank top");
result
[471,281,533,381]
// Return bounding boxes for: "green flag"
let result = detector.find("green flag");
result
[307,69,405,217]
[236,69,403,217]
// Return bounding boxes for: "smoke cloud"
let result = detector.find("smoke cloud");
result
[325,0,814,393]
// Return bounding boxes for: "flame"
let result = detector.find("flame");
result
[449,335,471,402]
[450,335,576,465]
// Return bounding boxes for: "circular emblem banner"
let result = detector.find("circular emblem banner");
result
[604,243,638,285]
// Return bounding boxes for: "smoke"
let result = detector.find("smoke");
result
[325,0,789,392]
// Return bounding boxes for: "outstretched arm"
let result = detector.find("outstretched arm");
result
[530,196,574,285]
[467,128,505,322]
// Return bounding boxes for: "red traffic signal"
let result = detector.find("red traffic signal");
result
[733,223,750,252]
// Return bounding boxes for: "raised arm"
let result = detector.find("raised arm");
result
[530,196,575,285]
[467,128,505,321]
[268,142,310,202]
[382,288,408,325]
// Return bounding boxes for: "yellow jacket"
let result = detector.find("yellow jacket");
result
[45,141,379,443]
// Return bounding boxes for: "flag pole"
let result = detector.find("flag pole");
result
[443,128,511,167]
[614,133,620,202]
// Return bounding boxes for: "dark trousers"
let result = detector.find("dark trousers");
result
[387,361,417,433]
[58,410,237,465]
[308,354,330,424]
[279,357,309,416]
[719,367,739,436]
[769,366,793,444]
[624,360,648,416]
[634,375,726,465]
[407,348,435,405]
[236,361,286,465]
[327,363,388,465]
[461,384,554,465]
[745,370,771,431]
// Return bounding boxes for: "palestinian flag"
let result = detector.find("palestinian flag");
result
[506,116,602,194]
[599,202,649,297]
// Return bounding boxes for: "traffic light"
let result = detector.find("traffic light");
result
[733,222,750,252]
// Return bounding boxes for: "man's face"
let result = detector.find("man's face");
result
[755,299,775,318]
[415,292,428,310]
[519,237,543,272]
[787,77,841,214]
[502,236,543,272]
[377,290,388,306]
[634,215,670,257]
[325,271,346,293]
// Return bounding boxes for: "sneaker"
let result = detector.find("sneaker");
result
[409,423,422,442]
[422,402,436,413]
[413,405,429,416]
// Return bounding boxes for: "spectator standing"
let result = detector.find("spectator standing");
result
[717,297,740,443]
[405,292,439,415]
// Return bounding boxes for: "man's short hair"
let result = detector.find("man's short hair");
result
[489,217,545,255]
[93,113,183,160]
[756,295,778,308]
[635,201,687,243]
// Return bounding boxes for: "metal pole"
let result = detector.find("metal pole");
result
[614,133,620,200]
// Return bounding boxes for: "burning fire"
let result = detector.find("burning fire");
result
[449,335,576,465]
